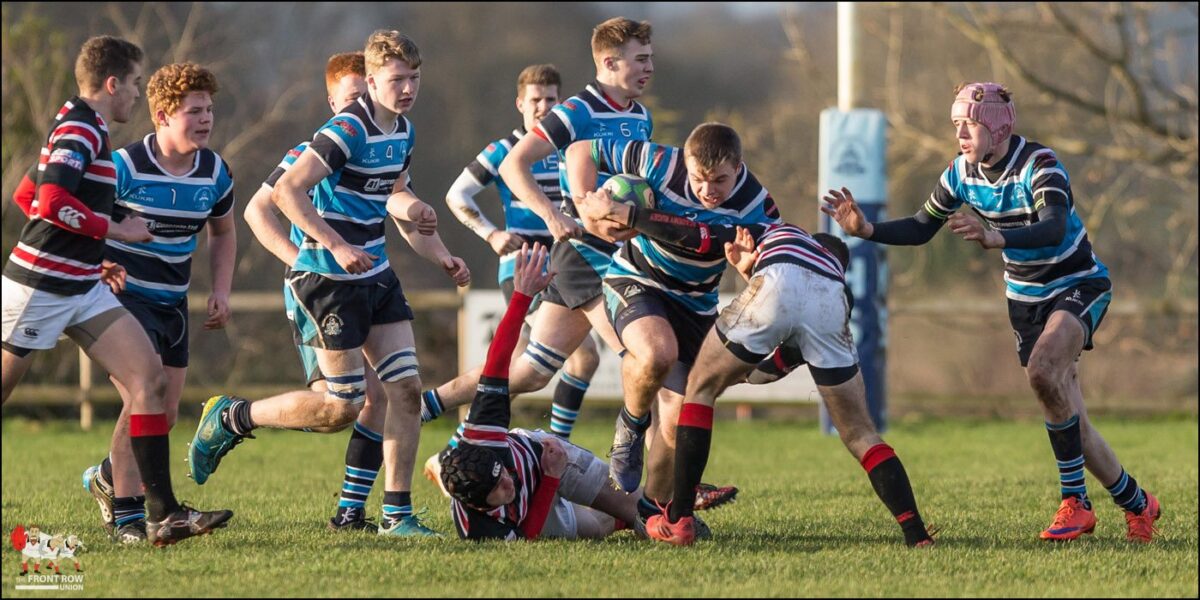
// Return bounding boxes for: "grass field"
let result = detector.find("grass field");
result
[2,414,1196,597]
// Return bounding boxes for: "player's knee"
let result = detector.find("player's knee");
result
[521,340,568,388]
[1026,356,1061,399]
[323,371,367,426]
[568,343,601,378]
[636,350,676,380]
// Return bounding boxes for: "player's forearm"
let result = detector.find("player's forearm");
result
[445,169,498,240]
[207,223,237,297]
[244,186,299,265]
[519,475,561,540]
[395,217,453,264]
[272,182,346,251]
[565,141,600,204]
[482,292,533,380]
[627,206,746,257]
[499,153,558,223]
[386,188,424,223]
[867,210,944,246]
[997,203,1067,249]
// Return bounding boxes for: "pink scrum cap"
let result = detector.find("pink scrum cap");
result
[951,82,1016,148]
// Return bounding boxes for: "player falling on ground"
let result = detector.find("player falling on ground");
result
[418,18,653,425]
[564,123,777,516]
[188,30,470,537]
[822,82,1160,543]
[441,63,600,442]
[438,243,645,540]
[1,36,231,547]
[76,62,237,545]
[243,52,392,532]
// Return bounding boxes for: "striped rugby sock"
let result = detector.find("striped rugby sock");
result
[550,373,589,438]
[113,495,146,527]
[382,491,413,528]
[1105,468,1148,515]
[1045,414,1091,508]
[336,422,382,515]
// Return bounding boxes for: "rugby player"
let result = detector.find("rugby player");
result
[1,36,231,547]
[241,52,391,532]
[418,17,653,427]
[439,243,644,540]
[822,82,1160,542]
[77,62,237,544]
[188,30,469,538]
[575,197,937,546]
[564,123,778,515]
[442,64,600,441]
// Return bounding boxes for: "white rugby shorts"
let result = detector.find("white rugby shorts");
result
[2,277,123,351]
[716,263,858,370]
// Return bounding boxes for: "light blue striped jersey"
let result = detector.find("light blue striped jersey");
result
[108,133,234,304]
[534,82,653,273]
[593,139,782,314]
[463,128,556,283]
[295,94,414,283]
[926,136,1108,302]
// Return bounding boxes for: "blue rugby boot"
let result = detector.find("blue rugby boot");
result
[188,395,252,485]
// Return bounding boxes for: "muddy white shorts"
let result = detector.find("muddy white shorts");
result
[715,263,858,370]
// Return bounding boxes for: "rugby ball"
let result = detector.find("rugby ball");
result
[601,174,656,210]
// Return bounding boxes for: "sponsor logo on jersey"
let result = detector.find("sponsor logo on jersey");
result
[363,177,397,193]
[57,206,85,229]
[47,148,84,171]
[333,119,358,138]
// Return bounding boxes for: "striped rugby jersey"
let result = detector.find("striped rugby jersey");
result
[593,139,782,315]
[752,223,845,282]
[463,128,556,283]
[534,82,653,275]
[926,136,1108,303]
[262,141,334,249]
[4,97,116,295]
[449,377,547,540]
[106,134,234,304]
[293,94,414,283]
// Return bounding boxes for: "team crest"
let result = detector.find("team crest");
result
[322,314,344,337]
[193,188,214,209]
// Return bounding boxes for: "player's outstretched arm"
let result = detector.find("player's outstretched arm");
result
[274,149,374,274]
[499,134,581,241]
[393,217,470,287]
[823,186,947,247]
[244,184,299,265]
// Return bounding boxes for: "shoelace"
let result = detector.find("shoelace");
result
[1051,504,1077,527]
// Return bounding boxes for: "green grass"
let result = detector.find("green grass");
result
[2,415,1196,597]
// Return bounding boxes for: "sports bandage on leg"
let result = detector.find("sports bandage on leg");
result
[522,340,567,378]
[326,368,367,405]
[372,348,419,382]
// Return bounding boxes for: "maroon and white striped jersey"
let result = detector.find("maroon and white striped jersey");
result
[3,97,116,295]
[753,223,845,283]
